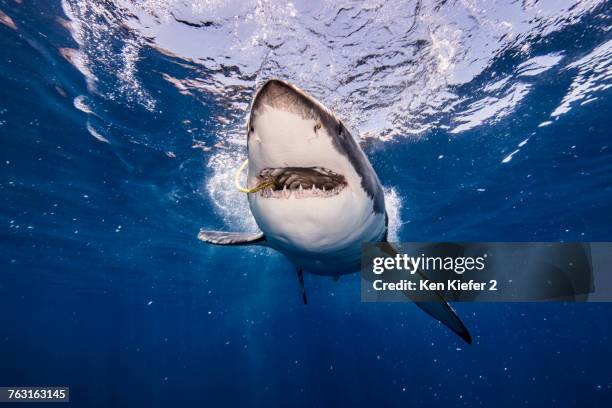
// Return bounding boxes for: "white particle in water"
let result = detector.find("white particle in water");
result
[502,149,520,163]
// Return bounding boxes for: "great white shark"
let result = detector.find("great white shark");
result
[199,79,471,344]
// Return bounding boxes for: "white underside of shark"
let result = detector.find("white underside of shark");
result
[247,106,386,275]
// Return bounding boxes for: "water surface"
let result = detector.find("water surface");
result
[1,1,611,406]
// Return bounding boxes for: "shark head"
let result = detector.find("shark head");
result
[246,79,386,260]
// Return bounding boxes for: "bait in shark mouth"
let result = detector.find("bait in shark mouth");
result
[199,79,471,344]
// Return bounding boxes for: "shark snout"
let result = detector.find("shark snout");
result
[249,79,338,137]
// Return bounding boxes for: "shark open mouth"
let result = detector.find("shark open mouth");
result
[258,167,347,198]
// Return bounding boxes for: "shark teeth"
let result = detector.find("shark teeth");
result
[260,184,345,199]
[256,166,347,199]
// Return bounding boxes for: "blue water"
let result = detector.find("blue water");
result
[1,0,611,406]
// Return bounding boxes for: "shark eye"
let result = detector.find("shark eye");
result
[314,122,322,132]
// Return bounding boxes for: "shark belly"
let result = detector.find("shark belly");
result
[249,189,386,275]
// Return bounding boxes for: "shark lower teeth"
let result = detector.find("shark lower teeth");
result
[260,185,344,199]
[257,166,347,199]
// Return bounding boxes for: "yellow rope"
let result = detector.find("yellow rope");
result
[234,159,274,193]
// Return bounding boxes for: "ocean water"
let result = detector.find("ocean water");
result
[1,0,611,406]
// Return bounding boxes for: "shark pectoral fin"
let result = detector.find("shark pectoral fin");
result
[407,268,472,344]
[198,230,266,246]
[378,244,472,344]
[414,298,472,345]
[297,268,307,305]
